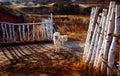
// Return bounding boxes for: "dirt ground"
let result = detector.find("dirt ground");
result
[0,41,84,68]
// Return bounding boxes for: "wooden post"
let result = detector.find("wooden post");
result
[94,9,108,67]
[1,23,5,42]
[27,24,30,41]
[42,23,45,40]
[4,24,9,42]
[83,8,94,59]
[50,13,53,40]
[107,4,120,76]
[9,24,12,42]
[19,25,22,41]
[86,13,101,63]
[83,7,99,60]
[118,51,120,76]
[96,1,115,69]
[32,23,35,41]
[37,25,40,40]
[90,12,105,65]
[101,1,115,75]
[12,25,16,42]
[22,25,26,41]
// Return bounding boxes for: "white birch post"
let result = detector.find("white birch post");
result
[83,7,99,60]
[96,1,114,68]
[9,24,12,42]
[83,8,94,58]
[42,24,45,40]
[86,13,101,63]
[42,21,47,40]
[22,25,26,41]
[83,8,95,58]
[27,24,30,41]
[45,20,50,40]
[118,51,120,76]
[19,25,22,41]
[37,25,40,40]
[94,9,108,67]
[50,14,54,40]
[1,24,5,42]
[90,12,105,65]
[12,25,16,42]
[47,19,53,40]
[101,1,115,74]
[4,24,9,42]
[107,4,120,76]
[32,23,35,41]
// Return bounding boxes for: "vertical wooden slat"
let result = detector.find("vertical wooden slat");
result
[96,1,115,69]
[107,4,120,76]
[83,7,99,60]
[37,25,40,40]
[42,23,45,40]
[19,25,22,41]
[12,25,16,42]
[32,23,35,41]
[4,24,9,42]
[86,13,101,63]
[27,24,30,41]
[94,9,108,67]
[101,1,115,75]
[90,12,104,65]
[118,52,120,76]
[1,23,5,42]
[22,25,26,41]
[9,24,12,42]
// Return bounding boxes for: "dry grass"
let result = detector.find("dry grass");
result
[0,14,119,76]
[54,15,89,42]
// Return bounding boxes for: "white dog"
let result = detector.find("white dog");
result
[53,32,61,52]
[53,32,68,52]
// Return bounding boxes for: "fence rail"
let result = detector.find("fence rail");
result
[0,14,54,44]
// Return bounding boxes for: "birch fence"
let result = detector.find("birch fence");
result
[83,1,120,76]
[0,14,54,44]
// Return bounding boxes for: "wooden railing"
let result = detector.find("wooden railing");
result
[0,14,54,43]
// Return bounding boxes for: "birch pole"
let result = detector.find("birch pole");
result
[107,4,120,76]
[4,24,9,42]
[1,24,5,42]
[12,25,16,42]
[86,13,101,63]
[96,1,115,68]
[93,9,108,67]
[101,1,115,75]
[27,25,30,41]
[37,25,40,40]
[90,12,105,65]
[19,25,22,41]
[9,24,12,42]
[22,25,26,41]
[50,14,54,40]
[32,23,35,41]
[83,7,95,58]
[118,51,120,76]
[83,7,99,60]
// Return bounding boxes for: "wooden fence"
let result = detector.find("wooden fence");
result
[0,14,54,44]
[83,1,120,76]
